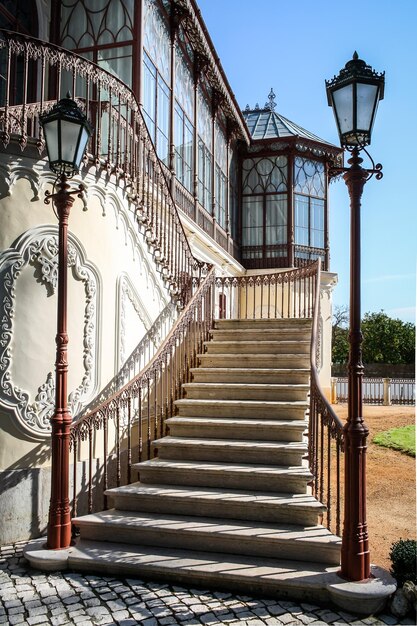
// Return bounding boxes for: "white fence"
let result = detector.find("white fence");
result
[332,377,415,406]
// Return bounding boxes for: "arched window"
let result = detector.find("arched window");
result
[59,0,134,87]
[197,84,213,212]
[294,157,326,261]
[215,117,227,229]
[241,156,288,263]
[174,42,194,192]
[142,0,171,163]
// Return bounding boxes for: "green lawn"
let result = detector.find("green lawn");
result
[373,424,416,457]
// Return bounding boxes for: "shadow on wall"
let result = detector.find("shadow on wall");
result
[0,303,176,545]
[80,301,177,415]
[0,429,51,544]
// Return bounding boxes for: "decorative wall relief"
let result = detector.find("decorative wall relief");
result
[0,226,100,439]
[116,273,154,371]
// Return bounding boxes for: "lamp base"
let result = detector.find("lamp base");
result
[327,565,396,615]
[23,537,71,572]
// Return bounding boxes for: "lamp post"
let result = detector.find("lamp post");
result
[326,53,385,581]
[40,95,92,550]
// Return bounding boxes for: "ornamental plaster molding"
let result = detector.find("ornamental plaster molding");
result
[317,316,323,372]
[0,155,58,202]
[80,178,168,306]
[0,161,42,201]
[320,272,338,300]
[116,273,154,371]
[0,156,169,310]
[0,226,101,439]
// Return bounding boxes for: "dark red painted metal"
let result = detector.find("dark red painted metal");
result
[341,147,371,581]
[46,176,76,550]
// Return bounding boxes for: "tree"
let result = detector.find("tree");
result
[332,308,416,365]
[362,311,415,364]
[332,305,349,364]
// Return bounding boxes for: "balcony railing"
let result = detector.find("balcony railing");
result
[0,29,204,304]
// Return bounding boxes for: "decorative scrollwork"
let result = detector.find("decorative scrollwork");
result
[0,29,206,308]
[0,227,99,438]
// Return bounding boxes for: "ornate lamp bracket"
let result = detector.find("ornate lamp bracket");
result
[45,178,86,208]
[329,146,383,183]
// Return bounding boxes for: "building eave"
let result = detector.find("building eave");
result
[180,0,251,145]
[246,135,344,165]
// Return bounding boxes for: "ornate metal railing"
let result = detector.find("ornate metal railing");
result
[0,29,201,303]
[214,264,318,320]
[69,262,331,520]
[309,260,345,535]
[69,266,216,519]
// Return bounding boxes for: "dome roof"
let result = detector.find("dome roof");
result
[243,89,338,148]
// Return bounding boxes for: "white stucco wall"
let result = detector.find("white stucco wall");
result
[0,146,174,543]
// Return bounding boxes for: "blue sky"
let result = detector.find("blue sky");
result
[197,0,417,324]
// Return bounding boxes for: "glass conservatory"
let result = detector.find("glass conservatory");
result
[3,0,342,272]
[240,91,341,270]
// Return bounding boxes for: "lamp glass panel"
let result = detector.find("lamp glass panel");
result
[332,83,353,134]
[356,83,378,132]
[43,119,59,163]
[60,119,82,165]
[75,126,90,169]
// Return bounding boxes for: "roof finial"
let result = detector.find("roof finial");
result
[265,88,277,111]
[353,51,359,60]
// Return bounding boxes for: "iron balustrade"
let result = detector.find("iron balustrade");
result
[214,264,318,320]
[67,261,345,544]
[309,261,345,536]
[70,266,216,520]
[0,29,203,305]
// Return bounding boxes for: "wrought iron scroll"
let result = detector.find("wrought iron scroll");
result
[0,29,202,306]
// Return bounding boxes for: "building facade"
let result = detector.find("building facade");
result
[0,0,340,544]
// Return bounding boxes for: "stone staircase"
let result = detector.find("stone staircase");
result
[70,318,341,603]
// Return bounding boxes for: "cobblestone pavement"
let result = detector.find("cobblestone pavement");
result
[0,543,415,626]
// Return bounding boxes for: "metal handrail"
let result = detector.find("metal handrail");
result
[309,259,344,535]
[0,29,202,303]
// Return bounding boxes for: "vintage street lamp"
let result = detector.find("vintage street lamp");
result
[326,54,385,581]
[40,95,92,550]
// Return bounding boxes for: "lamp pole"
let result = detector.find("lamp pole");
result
[40,95,92,550]
[342,147,371,581]
[46,177,78,549]
[326,54,384,581]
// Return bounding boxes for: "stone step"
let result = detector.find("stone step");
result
[210,328,311,342]
[73,510,340,565]
[214,318,312,330]
[105,482,325,526]
[134,459,312,493]
[197,353,310,369]
[166,417,307,441]
[190,367,310,385]
[174,398,308,420]
[182,382,309,401]
[204,340,310,355]
[68,539,338,604]
[152,437,307,465]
